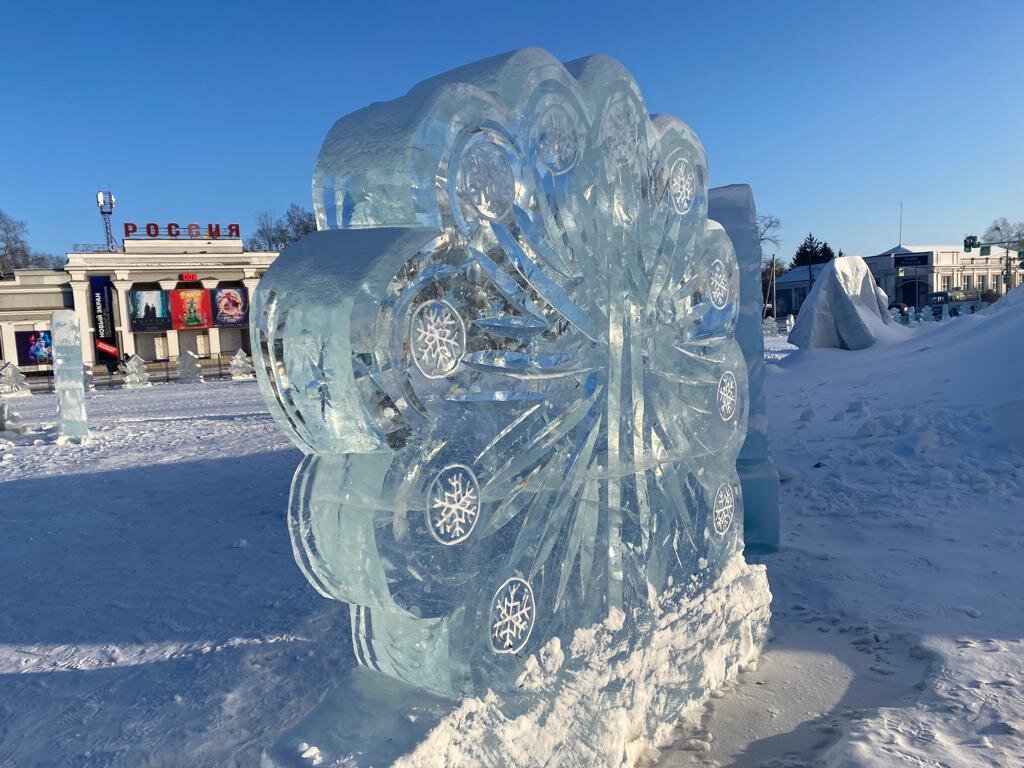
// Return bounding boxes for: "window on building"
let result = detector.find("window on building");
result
[964,276,972,290]
[979,275,987,291]
[941,276,951,291]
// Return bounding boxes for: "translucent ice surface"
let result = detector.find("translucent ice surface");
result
[51,310,88,439]
[253,49,764,703]
[0,363,30,397]
[177,351,204,384]
[230,349,255,380]
[123,355,152,388]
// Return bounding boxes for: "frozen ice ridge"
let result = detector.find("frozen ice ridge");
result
[252,48,771,765]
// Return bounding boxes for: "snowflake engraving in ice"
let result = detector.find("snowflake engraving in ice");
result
[411,299,465,378]
[255,49,751,700]
[709,259,730,309]
[535,104,579,174]
[712,483,735,535]
[717,370,738,422]
[490,577,536,654]
[601,92,639,172]
[670,157,697,215]
[456,138,515,220]
[428,465,481,545]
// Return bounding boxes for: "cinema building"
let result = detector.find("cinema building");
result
[0,223,278,371]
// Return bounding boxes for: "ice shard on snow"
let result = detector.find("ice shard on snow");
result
[252,49,770,757]
[51,310,89,439]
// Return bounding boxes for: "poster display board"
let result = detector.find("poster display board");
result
[212,287,249,328]
[170,289,213,330]
[129,290,172,332]
[89,276,119,361]
[15,330,53,365]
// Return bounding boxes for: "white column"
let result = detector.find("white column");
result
[70,280,94,365]
[207,328,222,355]
[112,281,136,358]
[0,322,17,365]
[166,330,180,358]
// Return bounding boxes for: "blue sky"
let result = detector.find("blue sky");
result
[2,0,1021,261]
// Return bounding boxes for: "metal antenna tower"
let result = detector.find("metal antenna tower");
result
[96,191,118,251]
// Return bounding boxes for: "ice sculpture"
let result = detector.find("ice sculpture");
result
[789,255,893,350]
[709,185,780,554]
[763,316,778,335]
[0,399,26,434]
[123,355,152,388]
[51,310,89,439]
[83,364,94,393]
[177,351,204,383]
[0,363,31,397]
[785,314,795,333]
[253,49,770,762]
[229,349,255,380]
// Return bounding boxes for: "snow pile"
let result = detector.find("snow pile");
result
[658,291,1024,766]
[788,255,896,350]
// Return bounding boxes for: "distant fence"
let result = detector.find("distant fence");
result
[13,351,255,392]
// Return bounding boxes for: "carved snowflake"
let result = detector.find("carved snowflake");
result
[489,577,535,654]
[712,483,735,535]
[412,299,465,378]
[428,465,480,545]
[456,138,515,220]
[535,104,578,173]
[601,93,639,172]
[709,259,729,309]
[670,157,696,215]
[717,371,737,422]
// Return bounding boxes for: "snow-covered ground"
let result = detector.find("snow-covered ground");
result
[659,292,1024,767]
[1,292,1021,767]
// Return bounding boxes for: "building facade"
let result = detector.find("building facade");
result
[772,245,1021,317]
[0,231,277,370]
[864,244,1022,309]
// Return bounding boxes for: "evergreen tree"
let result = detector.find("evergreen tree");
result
[790,233,838,268]
[791,233,822,267]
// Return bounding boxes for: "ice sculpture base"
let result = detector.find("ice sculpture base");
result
[263,556,770,768]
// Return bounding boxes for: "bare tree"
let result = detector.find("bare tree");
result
[0,210,58,276]
[757,214,782,253]
[983,217,1024,250]
[246,203,317,252]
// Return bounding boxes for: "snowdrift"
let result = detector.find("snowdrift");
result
[788,255,892,350]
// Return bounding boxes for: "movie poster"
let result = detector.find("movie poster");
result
[89,276,119,362]
[212,287,249,328]
[15,330,53,366]
[170,289,212,330]
[129,290,172,332]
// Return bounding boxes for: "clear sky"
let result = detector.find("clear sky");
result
[2,0,1021,262]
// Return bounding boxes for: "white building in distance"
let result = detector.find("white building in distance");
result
[773,244,1021,316]
[0,224,277,370]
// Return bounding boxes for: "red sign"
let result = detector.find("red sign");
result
[179,273,199,282]
[96,339,119,356]
[124,222,240,239]
[170,289,213,330]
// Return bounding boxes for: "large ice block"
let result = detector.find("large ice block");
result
[709,185,780,553]
[253,49,770,764]
[51,310,89,439]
